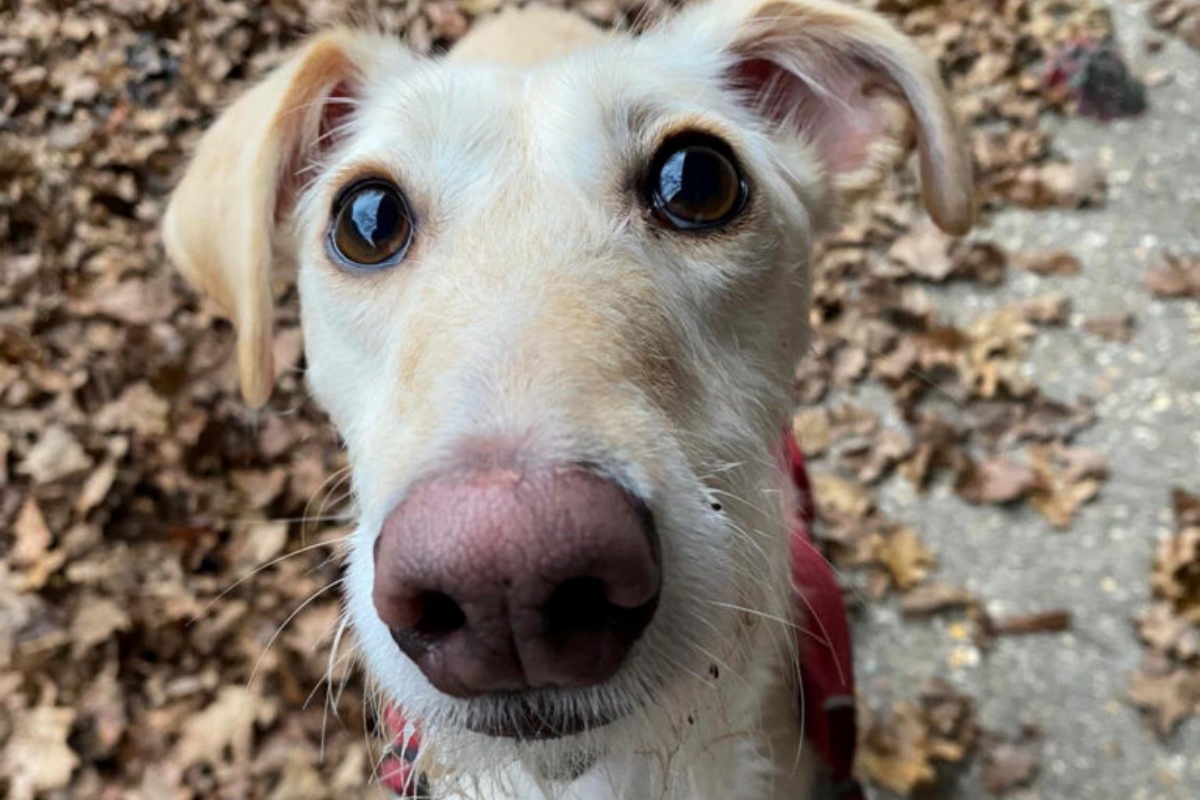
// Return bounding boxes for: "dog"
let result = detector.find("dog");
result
[163,1,972,797]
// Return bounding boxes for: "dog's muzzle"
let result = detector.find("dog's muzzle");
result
[372,464,660,724]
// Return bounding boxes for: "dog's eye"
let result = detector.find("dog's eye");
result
[647,134,747,231]
[328,180,413,269]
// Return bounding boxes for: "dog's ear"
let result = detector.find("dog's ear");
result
[162,29,395,407]
[679,0,974,234]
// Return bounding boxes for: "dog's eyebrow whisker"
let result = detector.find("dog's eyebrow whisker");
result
[247,577,344,688]
[186,536,350,626]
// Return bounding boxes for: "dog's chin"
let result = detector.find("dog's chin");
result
[462,694,631,741]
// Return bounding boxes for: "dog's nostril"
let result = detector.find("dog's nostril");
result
[414,591,467,638]
[544,577,611,632]
[542,575,659,648]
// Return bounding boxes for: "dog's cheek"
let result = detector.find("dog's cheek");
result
[297,262,397,430]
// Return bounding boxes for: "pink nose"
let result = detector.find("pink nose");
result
[372,465,660,698]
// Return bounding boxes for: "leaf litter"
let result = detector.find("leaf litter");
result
[0,0,1185,797]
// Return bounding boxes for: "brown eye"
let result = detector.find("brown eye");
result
[647,134,747,230]
[328,180,413,269]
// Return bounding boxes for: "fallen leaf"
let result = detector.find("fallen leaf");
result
[94,381,171,437]
[1150,524,1200,622]
[1,704,80,800]
[888,220,953,281]
[1083,313,1136,342]
[980,729,1042,795]
[1015,292,1071,326]
[75,458,118,516]
[70,594,132,656]
[173,685,267,770]
[1128,660,1200,736]
[901,584,981,617]
[859,680,977,794]
[793,406,832,456]
[1016,250,1083,275]
[858,702,939,793]
[18,425,93,485]
[11,496,52,568]
[955,455,1040,505]
[1144,253,1200,298]
[811,473,875,521]
[1137,602,1200,662]
[226,521,290,573]
[1027,444,1106,528]
[1173,487,1200,528]
[870,526,936,591]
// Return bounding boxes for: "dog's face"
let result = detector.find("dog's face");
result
[164,0,970,769]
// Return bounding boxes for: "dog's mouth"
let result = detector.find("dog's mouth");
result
[460,692,632,741]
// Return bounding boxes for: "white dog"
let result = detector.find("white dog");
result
[164,1,972,797]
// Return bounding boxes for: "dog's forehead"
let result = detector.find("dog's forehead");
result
[345,45,733,206]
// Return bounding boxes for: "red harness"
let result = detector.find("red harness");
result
[380,432,862,798]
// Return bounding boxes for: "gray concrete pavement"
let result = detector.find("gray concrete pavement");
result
[845,2,1200,797]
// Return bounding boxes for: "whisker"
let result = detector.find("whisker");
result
[187,535,350,626]
[247,578,344,687]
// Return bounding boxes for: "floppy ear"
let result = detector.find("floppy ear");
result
[684,0,975,234]
[162,29,395,407]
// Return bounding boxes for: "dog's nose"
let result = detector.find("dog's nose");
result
[372,465,660,698]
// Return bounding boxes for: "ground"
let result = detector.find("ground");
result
[0,0,1198,798]
[852,2,1200,797]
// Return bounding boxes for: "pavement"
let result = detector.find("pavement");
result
[846,2,1200,797]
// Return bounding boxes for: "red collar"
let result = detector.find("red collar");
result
[782,431,864,799]
[381,431,862,798]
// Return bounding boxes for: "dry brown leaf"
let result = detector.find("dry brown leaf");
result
[1083,313,1136,342]
[792,406,832,456]
[11,496,52,568]
[1172,486,1200,527]
[901,583,980,617]
[955,455,1040,505]
[70,594,132,656]
[75,458,118,516]
[858,702,939,793]
[18,424,92,485]
[1015,292,1071,326]
[1150,525,1200,622]
[859,680,977,794]
[1016,250,1083,275]
[1144,253,1200,298]
[888,220,953,281]
[1128,661,1200,736]
[980,730,1042,795]
[94,381,171,437]
[1,704,80,800]
[840,428,912,484]
[1137,602,1200,661]
[869,526,936,591]
[226,521,290,573]
[173,685,268,770]
[1027,444,1106,528]
[811,473,875,521]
